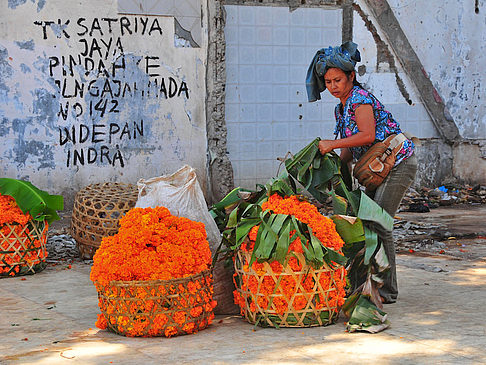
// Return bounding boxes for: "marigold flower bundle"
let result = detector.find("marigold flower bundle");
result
[233,194,347,327]
[0,194,48,277]
[91,206,217,337]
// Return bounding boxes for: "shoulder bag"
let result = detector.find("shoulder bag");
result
[353,133,408,191]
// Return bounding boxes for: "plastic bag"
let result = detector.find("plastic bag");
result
[136,165,238,314]
[136,165,221,251]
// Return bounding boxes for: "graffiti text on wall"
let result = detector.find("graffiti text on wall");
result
[34,17,190,168]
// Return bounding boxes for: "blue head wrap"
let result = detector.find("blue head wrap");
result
[305,41,361,102]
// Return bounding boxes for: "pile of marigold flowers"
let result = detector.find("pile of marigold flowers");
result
[0,194,47,277]
[90,206,217,337]
[234,194,346,320]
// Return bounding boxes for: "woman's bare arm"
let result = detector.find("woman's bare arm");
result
[318,104,375,154]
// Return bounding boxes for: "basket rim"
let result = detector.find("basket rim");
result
[95,269,212,287]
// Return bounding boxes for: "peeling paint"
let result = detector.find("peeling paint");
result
[174,18,199,48]
[0,118,11,137]
[13,138,55,169]
[32,88,57,128]
[20,63,31,73]
[353,3,413,105]
[0,47,14,102]
[15,40,35,50]
[37,0,46,12]
[8,0,28,9]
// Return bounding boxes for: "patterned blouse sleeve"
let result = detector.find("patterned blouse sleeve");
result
[349,89,375,113]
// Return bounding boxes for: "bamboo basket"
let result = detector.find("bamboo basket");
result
[234,250,345,328]
[96,270,215,337]
[71,182,138,259]
[0,220,48,277]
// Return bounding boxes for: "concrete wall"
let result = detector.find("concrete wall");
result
[386,0,486,140]
[354,0,486,185]
[0,0,209,207]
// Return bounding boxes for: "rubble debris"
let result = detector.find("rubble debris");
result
[46,235,83,264]
[399,184,486,212]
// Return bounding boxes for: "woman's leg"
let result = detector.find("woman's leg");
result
[371,154,417,303]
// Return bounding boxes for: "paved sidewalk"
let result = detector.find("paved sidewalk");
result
[1,253,485,364]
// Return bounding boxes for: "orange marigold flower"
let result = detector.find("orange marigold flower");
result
[90,206,216,337]
[236,194,347,319]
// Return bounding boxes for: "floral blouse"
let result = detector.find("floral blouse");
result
[334,86,414,166]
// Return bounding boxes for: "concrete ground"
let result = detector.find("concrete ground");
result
[1,205,486,364]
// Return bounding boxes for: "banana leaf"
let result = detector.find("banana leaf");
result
[357,191,393,232]
[363,226,378,266]
[344,295,389,333]
[0,178,63,224]
[331,215,365,245]
[331,191,348,215]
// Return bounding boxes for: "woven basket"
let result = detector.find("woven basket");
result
[0,220,48,277]
[234,250,346,328]
[71,182,138,259]
[96,270,215,337]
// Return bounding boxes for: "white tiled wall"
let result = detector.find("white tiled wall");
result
[224,5,342,189]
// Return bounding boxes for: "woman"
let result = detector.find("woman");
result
[306,42,417,304]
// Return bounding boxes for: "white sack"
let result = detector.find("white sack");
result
[136,165,221,251]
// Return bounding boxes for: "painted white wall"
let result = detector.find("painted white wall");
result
[0,0,208,198]
[386,0,486,140]
[353,1,440,140]
[224,5,342,189]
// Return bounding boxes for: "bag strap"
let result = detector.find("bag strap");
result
[380,133,407,161]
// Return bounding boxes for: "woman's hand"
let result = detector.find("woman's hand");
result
[318,140,336,155]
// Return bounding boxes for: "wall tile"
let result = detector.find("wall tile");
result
[256,46,273,64]
[306,27,322,46]
[257,160,278,179]
[239,46,256,64]
[257,85,273,103]
[240,141,257,160]
[290,47,307,66]
[273,140,290,157]
[420,120,440,138]
[239,103,256,122]
[257,103,273,122]
[272,85,290,103]
[290,28,306,46]
[240,85,257,103]
[226,64,238,83]
[256,6,273,26]
[225,103,239,122]
[239,65,256,84]
[273,46,289,65]
[273,27,290,46]
[323,9,341,28]
[239,26,256,45]
[240,123,257,141]
[225,26,238,45]
[256,27,273,45]
[257,141,274,156]
[273,103,290,122]
[272,65,289,84]
[225,85,239,103]
[225,45,239,65]
[272,122,289,139]
[272,6,290,25]
[239,7,255,25]
[256,65,274,84]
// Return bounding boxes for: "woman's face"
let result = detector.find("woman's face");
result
[324,68,355,101]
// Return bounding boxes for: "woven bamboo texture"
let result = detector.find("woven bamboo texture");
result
[234,250,345,328]
[71,182,138,259]
[0,220,48,277]
[96,270,214,337]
